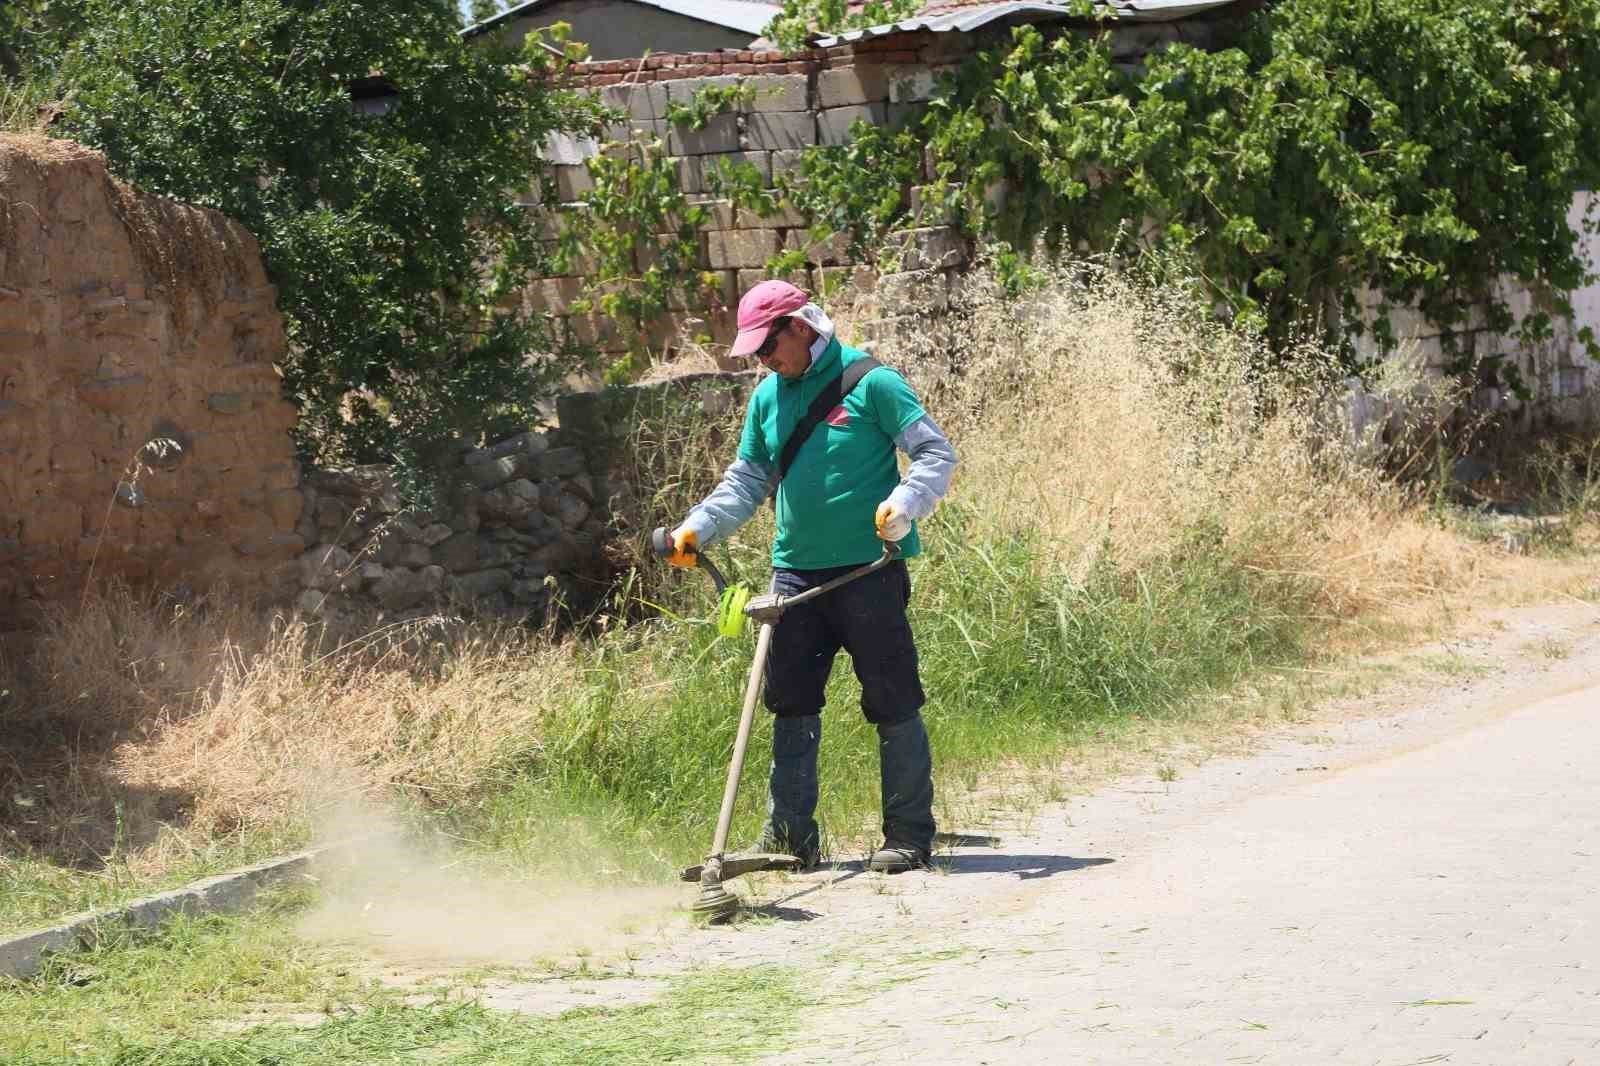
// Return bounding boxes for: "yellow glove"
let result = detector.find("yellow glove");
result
[874,501,911,542]
[666,526,700,567]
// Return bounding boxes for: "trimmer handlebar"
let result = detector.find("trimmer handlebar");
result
[651,526,728,595]
[653,525,900,624]
[742,541,899,624]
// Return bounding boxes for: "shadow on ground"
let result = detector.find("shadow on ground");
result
[745,904,823,922]
[930,854,1114,879]
[818,854,1112,880]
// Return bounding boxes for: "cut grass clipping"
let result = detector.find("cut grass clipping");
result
[0,888,807,1064]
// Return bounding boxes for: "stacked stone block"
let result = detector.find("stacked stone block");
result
[293,429,607,620]
[292,371,758,620]
[530,32,982,358]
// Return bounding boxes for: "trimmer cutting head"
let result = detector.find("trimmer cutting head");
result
[692,881,740,921]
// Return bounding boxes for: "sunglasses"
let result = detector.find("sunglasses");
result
[753,318,789,361]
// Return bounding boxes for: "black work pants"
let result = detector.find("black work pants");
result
[760,560,934,853]
[763,559,925,725]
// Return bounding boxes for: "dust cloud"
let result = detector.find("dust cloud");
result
[295,801,683,966]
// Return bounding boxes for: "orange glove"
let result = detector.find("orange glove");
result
[875,501,911,542]
[666,526,700,567]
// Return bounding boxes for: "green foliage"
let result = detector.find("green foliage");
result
[560,138,727,381]
[466,0,508,25]
[763,0,921,54]
[663,82,754,130]
[777,119,921,263]
[916,0,1600,378]
[0,0,86,78]
[46,0,601,472]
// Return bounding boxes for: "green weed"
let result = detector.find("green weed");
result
[0,828,304,936]
[457,506,1307,870]
[0,888,366,1061]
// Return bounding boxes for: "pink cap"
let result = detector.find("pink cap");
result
[729,280,809,357]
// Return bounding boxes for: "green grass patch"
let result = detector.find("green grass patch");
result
[0,825,307,936]
[458,507,1308,868]
[1,889,808,1065]
[0,888,367,1061]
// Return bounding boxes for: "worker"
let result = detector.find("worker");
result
[667,280,957,873]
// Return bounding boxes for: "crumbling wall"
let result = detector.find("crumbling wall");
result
[543,32,1599,428]
[0,136,302,612]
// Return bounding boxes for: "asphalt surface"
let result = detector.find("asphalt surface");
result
[744,612,1600,1065]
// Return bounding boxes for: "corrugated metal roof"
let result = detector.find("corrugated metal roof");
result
[638,0,781,32]
[812,0,1242,46]
[466,0,777,37]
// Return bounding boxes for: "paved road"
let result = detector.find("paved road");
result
[751,627,1600,1064]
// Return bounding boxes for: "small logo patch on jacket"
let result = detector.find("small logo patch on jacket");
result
[826,405,849,426]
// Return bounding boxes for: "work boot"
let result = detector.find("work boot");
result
[761,714,822,867]
[876,713,935,860]
[868,840,930,874]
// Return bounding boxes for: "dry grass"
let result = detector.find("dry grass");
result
[845,263,1514,621]
[2,587,578,870]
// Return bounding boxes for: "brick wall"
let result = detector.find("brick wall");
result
[1348,191,1600,428]
[536,26,1599,428]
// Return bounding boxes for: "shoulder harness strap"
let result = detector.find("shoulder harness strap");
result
[774,356,882,483]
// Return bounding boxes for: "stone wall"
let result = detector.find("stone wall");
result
[537,29,1599,427]
[0,137,302,614]
[290,372,757,621]
[292,433,604,620]
[1349,190,1600,430]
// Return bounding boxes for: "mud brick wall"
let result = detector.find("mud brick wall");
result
[0,137,301,612]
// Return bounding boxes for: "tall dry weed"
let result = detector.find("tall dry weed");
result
[3,588,578,864]
[852,262,1495,618]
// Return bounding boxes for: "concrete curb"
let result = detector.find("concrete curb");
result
[0,847,326,980]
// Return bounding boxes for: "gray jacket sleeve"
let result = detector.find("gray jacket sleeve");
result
[886,415,957,520]
[681,458,775,547]
[681,415,955,545]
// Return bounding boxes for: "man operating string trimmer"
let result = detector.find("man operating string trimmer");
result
[666,279,957,874]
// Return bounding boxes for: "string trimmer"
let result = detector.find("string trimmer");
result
[651,527,900,922]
